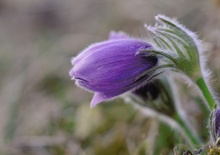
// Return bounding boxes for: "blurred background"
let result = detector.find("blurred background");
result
[0,0,220,154]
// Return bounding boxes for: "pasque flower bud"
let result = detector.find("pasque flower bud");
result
[70,37,158,107]
[210,107,220,144]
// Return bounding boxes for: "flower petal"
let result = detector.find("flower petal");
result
[90,93,114,108]
[72,40,127,65]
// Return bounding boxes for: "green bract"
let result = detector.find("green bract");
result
[142,15,204,81]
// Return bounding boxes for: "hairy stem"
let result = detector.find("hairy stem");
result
[196,77,216,110]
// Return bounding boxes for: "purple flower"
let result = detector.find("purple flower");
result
[211,108,220,142]
[69,33,158,107]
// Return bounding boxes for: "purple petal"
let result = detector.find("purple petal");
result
[72,39,154,85]
[72,40,124,65]
[90,93,114,108]
[215,108,220,137]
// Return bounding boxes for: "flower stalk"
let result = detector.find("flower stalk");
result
[196,77,216,110]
